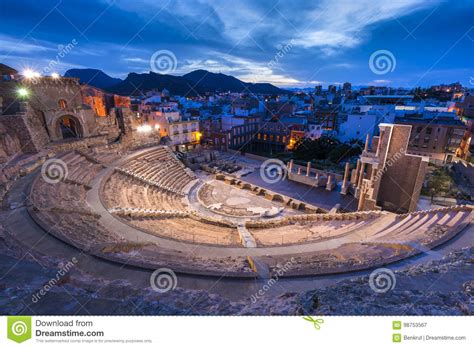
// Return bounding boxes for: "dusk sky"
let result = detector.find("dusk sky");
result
[1,0,473,88]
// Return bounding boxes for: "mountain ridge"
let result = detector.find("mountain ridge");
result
[64,68,122,90]
[64,68,289,96]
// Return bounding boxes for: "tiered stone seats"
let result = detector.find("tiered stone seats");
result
[258,206,473,277]
[371,205,473,246]
[76,149,122,165]
[247,206,473,248]
[104,245,252,276]
[30,180,88,212]
[26,146,473,277]
[128,217,240,246]
[33,210,123,251]
[116,147,195,195]
[102,172,187,211]
[57,151,104,186]
[109,207,189,218]
[29,151,106,214]
[249,213,383,246]
[28,150,124,251]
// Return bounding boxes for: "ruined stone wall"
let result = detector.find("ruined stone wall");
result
[83,95,107,117]
[0,122,22,162]
[0,122,24,205]
[24,78,102,141]
[25,78,83,112]
[0,106,49,153]
[375,125,427,213]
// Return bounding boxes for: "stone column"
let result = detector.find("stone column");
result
[288,160,293,173]
[326,175,335,191]
[297,167,301,175]
[306,161,311,176]
[375,131,383,157]
[357,187,366,211]
[340,162,350,195]
[357,162,365,188]
[353,160,361,185]
[364,133,370,151]
[371,166,377,181]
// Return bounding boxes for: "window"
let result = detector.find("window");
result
[58,99,68,109]
[426,127,432,135]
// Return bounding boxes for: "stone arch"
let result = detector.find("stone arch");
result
[55,114,84,139]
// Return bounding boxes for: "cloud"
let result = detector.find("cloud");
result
[1,0,470,87]
[0,35,55,55]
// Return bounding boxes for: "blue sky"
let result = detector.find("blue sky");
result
[0,0,473,87]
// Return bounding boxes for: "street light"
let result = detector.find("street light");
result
[22,69,40,79]
[51,72,60,79]
[137,124,152,132]
[17,87,29,97]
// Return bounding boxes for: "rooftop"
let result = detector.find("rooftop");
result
[394,115,465,126]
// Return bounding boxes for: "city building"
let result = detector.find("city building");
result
[153,107,201,151]
[395,114,467,164]
[313,105,340,130]
[223,114,260,150]
[338,106,396,143]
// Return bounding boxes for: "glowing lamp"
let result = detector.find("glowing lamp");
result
[17,88,29,97]
[137,124,152,133]
[51,72,60,79]
[22,69,40,79]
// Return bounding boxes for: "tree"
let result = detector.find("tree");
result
[293,136,341,161]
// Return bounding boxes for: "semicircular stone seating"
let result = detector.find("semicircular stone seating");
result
[115,147,196,196]
[27,146,474,278]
